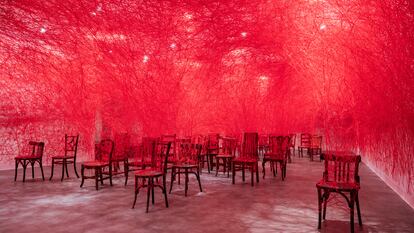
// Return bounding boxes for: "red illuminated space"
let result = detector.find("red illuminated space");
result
[0,1,413,232]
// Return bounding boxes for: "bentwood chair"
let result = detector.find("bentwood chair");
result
[50,134,79,181]
[110,133,129,185]
[298,133,311,157]
[288,133,296,160]
[258,134,269,157]
[161,134,177,163]
[132,142,171,213]
[80,139,114,190]
[215,137,237,177]
[262,135,289,180]
[309,135,322,161]
[206,133,220,173]
[15,141,45,182]
[125,137,158,185]
[316,152,362,233]
[169,143,203,196]
[232,132,259,186]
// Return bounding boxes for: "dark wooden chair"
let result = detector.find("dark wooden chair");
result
[309,135,322,161]
[258,134,269,157]
[288,133,296,161]
[316,152,362,233]
[80,139,114,190]
[169,143,203,196]
[161,134,177,163]
[111,133,129,185]
[14,141,45,182]
[132,142,171,213]
[232,132,259,186]
[298,133,311,157]
[50,134,79,181]
[262,135,289,180]
[125,137,158,185]
[215,137,237,177]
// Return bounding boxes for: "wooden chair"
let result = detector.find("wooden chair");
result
[132,142,171,213]
[169,143,203,196]
[288,133,296,160]
[161,134,177,163]
[125,137,158,185]
[258,134,269,157]
[262,135,289,180]
[80,139,114,190]
[309,135,322,161]
[298,133,311,157]
[50,134,79,181]
[316,152,362,233]
[14,141,45,182]
[232,132,259,186]
[110,133,130,185]
[215,137,237,177]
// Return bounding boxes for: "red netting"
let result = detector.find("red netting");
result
[0,0,413,204]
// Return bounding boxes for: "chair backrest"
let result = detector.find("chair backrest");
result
[207,133,220,152]
[268,136,290,159]
[95,139,114,162]
[161,134,176,157]
[241,132,259,160]
[311,135,322,148]
[258,134,268,147]
[141,137,158,163]
[300,133,311,147]
[113,133,130,160]
[151,142,171,173]
[220,137,237,156]
[29,141,45,158]
[64,135,79,158]
[179,143,202,163]
[323,153,361,184]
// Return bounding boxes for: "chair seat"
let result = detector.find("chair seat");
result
[82,161,109,167]
[128,160,151,167]
[51,155,75,159]
[216,154,233,159]
[134,169,163,177]
[15,155,40,160]
[316,180,360,191]
[233,157,257,163]
[173,163,198,169]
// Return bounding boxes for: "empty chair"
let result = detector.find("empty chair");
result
[132,142,171,213]
[205,133,220,173]
[80,139,114,190]
[232,132,259,186]
[161,134,177,163]
[258,134,269,157]
[50,134,80,181]
[262,135,289,180]
[298,133,311,157]
[316,152,362,233]
[309,135,322,161]
[111,133,129,185]
[288,133,296,160]
[215,137,237,177]
[14,141,45,182]
[169,143,203,196]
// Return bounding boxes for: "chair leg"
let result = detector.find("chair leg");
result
[146,178,151,213]
[185,169,189,196]
[317,188,322,229]
[31,162,35,179]
[262,160,266,179]
[23,162,27,182]
[323,191,329,220]
[109,165,113,186]
[163,175,169,208]
[65,160,69,178]
[132,176,138,209]
[232,162,235,184]
[256,163,259,183]
[251,165,254,187]
[14,160,18,181]
[99,168,104,185]
[151,180,155,205]
[196,168,202,192]
[350,191,356,233]
[49,159,55,180]
[215,157,219,176]
[74,159,80,178]
[242,164,245,182]
[169,168,175,194]
[356,192,362,226]
[61,160,65,181]
[80,165,85,187]
[124,162,128,186]
[95,168,99,190]
[39,160,45,181]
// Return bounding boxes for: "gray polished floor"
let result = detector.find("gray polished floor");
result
[1,156,413,233]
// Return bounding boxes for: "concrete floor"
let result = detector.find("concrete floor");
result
[1,157,413,233]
